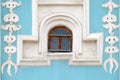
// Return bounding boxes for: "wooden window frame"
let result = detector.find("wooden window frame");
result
[48,26,72,52]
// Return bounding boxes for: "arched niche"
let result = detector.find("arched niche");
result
[39,12,82,56]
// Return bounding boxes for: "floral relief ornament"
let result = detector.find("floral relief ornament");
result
[1,0,21,77]
[103,13,120,34]
[102,0,119,74]
[2,0,21,12]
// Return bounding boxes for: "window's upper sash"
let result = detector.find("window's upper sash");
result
[38,0,83,6]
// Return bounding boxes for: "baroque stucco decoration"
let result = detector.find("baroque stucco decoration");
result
[103,0,119,74]
[1,0,21,77]
[2,0,119,77]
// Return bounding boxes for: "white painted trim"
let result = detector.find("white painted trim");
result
[38,0,83,6]
[17,0,39,65]
[32,0,38,36]
[17,0,103,66]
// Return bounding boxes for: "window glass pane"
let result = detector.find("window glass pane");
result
[61,38,70,51]
[50,38,59,51]
[51,29,70,35]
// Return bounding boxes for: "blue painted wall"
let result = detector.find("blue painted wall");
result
[1,0,119,80]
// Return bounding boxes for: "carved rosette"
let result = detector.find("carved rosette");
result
[1,0,21,77]
[102,0,119,74]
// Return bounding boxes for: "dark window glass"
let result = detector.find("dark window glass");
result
[50,38,59,50]
[50,29,70,35]
[61,38,70,51]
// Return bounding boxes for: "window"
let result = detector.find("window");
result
[48,26,72,52]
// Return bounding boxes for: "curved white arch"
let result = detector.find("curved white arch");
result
[39,12,82,55]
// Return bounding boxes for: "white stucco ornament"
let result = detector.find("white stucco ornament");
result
[2,0,21,12]
[103,0,119,74]
[1,23,21,34]
[102,0,119,12]
[103,57,119,74]
[1,0,21,77]
[4,13,19,23]
[4,35,16,44]
[105,46,119,54]
[1,59,18,77]
[103,23,119,34]
[103,13,117,23]
[105,35,118,44]
[4,46,17,54]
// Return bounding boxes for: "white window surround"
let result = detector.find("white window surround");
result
[17,0,103,66]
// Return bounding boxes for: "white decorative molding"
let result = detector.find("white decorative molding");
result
[103,0,119,74]
[1,0,21,77]
[38,0,83,6]
[17,0,103,66]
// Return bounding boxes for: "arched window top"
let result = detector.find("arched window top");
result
[49,26,72,36]
[48,26,72,52]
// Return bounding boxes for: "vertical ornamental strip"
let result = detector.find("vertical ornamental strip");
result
[102,0,119,74]
[1,0,21,77]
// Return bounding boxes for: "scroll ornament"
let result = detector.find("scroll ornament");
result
[1,0,21,77]
[102,0,119,74]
